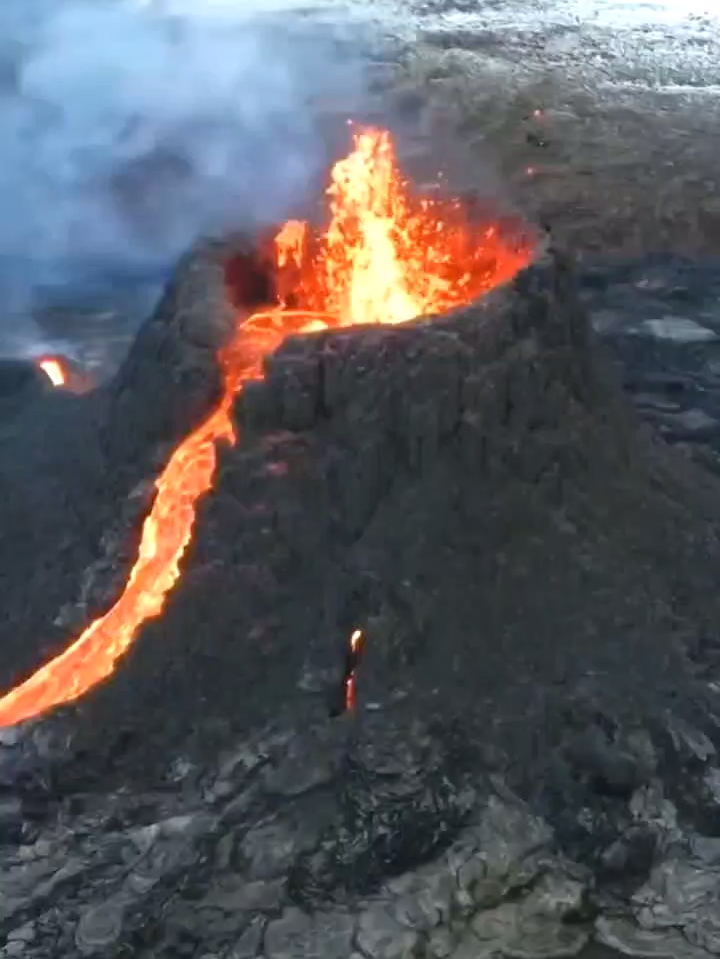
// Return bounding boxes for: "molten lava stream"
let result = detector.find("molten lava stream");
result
[0,126,533,728]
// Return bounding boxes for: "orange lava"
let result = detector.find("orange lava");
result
[344,628,365,712]
[0,126,533,727]
[38,357,67,387]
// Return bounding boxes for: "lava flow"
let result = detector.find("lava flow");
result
[344,629,365,712]
[0,126,533,727]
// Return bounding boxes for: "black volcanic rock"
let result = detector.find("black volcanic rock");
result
[101,238,240,468]
[5,250,720,959]
[0,359,49,413]
[0,240,251,693]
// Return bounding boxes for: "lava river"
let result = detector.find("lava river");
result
[0,126,533,727]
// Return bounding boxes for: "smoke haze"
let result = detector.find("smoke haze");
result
[0,0,371,355]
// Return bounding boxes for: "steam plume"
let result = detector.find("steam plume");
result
[0,0,370,353]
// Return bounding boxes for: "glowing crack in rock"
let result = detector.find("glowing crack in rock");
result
[0,126,533,727]
[344,628,365,712]
[38,357,68,387]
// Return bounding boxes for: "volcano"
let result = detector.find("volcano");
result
[0,126,533,728]
[2,130,720,959]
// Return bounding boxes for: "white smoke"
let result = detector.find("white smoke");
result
[0,0,370,347]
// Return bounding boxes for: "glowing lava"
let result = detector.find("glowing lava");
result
[273,127,530,325]
[38,357,67,387]
[344,628,365,712]
[0,126,533,727]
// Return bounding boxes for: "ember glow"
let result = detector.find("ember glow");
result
[38,357,67,387]
[0,126,533,727]
[344,628,365,712]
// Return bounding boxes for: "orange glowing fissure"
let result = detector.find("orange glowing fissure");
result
[38,357,67,387]
[0,127,533,727]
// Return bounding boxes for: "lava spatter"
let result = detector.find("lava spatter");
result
[0,126,533,727]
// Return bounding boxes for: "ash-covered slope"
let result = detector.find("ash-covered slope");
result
[4,250,720,959]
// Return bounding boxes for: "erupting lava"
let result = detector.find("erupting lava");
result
[0,127,533,727]
[38,357,67,388]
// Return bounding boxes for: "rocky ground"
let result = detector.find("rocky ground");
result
[354,0,720,260]
[3,246,720,958]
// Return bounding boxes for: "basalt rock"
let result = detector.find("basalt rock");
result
[0,359,51,418]
[4,250,720,958]
[0,237,266,689]
[101,236,259,469]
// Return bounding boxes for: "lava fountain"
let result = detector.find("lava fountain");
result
[0,127,534,727]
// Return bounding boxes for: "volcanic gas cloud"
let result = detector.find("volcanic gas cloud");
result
[0,126,534,728]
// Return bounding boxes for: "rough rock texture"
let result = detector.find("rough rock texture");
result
[0,360,51,413]
[0,240,236,689]
[577,255,720,479]
[4,249,720,958]
[102,238,240,470]
[369,7,720,260]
